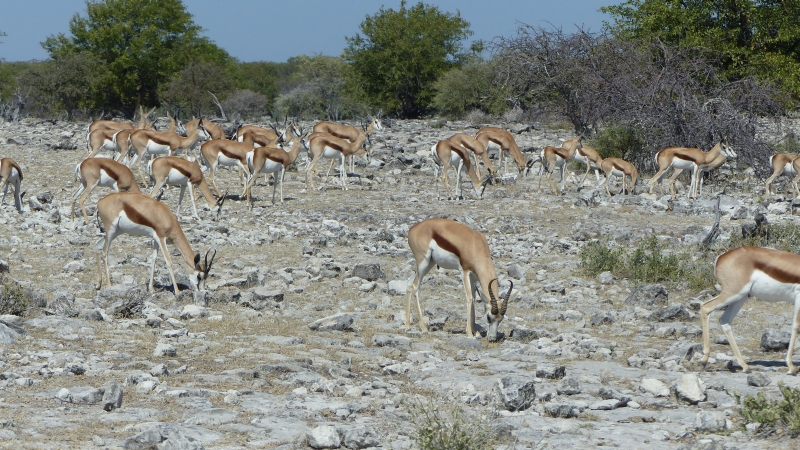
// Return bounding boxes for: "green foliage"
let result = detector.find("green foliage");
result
[602,0,800,100]
[275,55,363,120]
[18,52,107,119]
[0,61,32,99]
[159,62,234,117]
[590,125,644,160]
[344,0,472,118]
[579,241,623,277]
[579,236,713,289]
[0,280,28,316]
[774,134,800,155]
[730,221,800,253]
[433,59,508,118]
[738,383,800,436]
[42,0,231,116]
[405,395,494,450]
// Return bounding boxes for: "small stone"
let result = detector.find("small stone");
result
[673,373,707,405]
[387,279,410,296]
[508,263,526,279]
[180,304,208,320]
[309,313,355,332]
[307,425,341,449]
[153,343,177,357]
[625,284,668,307]
[150,364,169,377]
[495,376,536,411]
[598,271,613,285]
[639,378,670,397]
[761,329,790,351]
[352,263,386,281]
[536,363,566,379]
[747,372,771,387]
[556,377,582,395]
[694,411,726,432]
[101,381,123,411]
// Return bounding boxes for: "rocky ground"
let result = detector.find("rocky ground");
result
[0,116,799,449]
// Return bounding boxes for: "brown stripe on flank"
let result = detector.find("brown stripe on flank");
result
[173,164,192,178]
[122,203,157,231]
[100,160,121,181]
[612,162,626,172]
[754,259,800,284]
[219,149,245,161]
[147,135,174,146]
[431,232,461,261]
[673,152,697,162]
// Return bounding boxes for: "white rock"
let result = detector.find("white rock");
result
[153,343,177,357]
[307,425,341,449]
[180,304,208,320]
[639,378,670,397]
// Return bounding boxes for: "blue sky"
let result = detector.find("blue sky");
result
[0,1,613,62]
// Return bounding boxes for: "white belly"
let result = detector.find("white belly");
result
[165,168,190,185]
[102,139,117,151]
[749,270,800,304]
[486,141,501,152]
[145,141,171,155]
[573,154,588,164]
[113,211,157,238]
[217,154,241,167]
[98,169,119,189]
[609,169,625,177]
[784,163,797,177]
[429,240,461,270]
[322,147,342,159]
[670,159,696,171]
[259,159,283,174]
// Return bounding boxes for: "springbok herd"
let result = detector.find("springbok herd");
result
[2,110,800,376]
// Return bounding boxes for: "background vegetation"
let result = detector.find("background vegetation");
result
[1,1,799,170]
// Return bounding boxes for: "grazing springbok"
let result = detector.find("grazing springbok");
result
[199,139,254,199]
[406,218,513,342]
[148,156,224,221]
[305,128,370,191]
[448,133,494,178]
[562,136,603,184]
[430,140,486,200]
[71,158,140,225]
[539,145,580,193]
[476,127,532,176]
[128,120,210,187]
[0,158,23,213]
[314,115,383,174]
[244,134,307,207]
[95,192,216,295]
[600,157,638,196]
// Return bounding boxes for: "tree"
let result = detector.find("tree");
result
[42,0,231,116]
[602,0,800,99]
[432,58,508,118]
[343,1,472,118]
[275,55,362,120]
[18,52,107,119]
[159,62,233,117]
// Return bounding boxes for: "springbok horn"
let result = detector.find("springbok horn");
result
[488,278,499,316]
[500,280,513,316]
[207,249,217,272]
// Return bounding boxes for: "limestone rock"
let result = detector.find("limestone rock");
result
[496,376,536,411]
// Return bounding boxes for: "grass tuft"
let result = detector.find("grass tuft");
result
[405,394,495,450]
[737,383,800,436]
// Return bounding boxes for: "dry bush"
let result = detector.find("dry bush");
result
[493,26,787,174]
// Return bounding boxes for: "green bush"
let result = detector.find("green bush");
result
[405,395,494,450]
[0,280,28,316]
[579,236,713,289]
[730,221,800,253]
[590,125,644,160]
[738,383,800,436]
[433,60,508,119]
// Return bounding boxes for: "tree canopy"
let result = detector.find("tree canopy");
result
[602,0,800,99]
[42,0,230,116]
[343,1,472,118]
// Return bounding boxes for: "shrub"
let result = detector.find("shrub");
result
[579,236,713,289]
[590,125,644,160]
[0,279,29,316]
[433,60,508,119]
[405,395,494,450]
[738,383,800,436]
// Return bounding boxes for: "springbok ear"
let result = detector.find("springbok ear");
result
[194,253,201,267]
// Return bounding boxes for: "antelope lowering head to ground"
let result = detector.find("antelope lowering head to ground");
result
[539,145,580,194]
[148,156,224,221]
[448,133,494,178]
[649,140,736,200]
[71,158,140,225]
[186,117,225,141]
[314,115,383,174]
[600,157,638,196]
[406,218,513,342]
[562,136,603,184]
[765,153,799,197]
[430,140,488,200]
[700,246,800,374]
[95,192,216,295]
[198,139,255,199]
[0,158,23,213]
[305,127,370,191]
[244,133,308,207]
[235,119,299,144]
[475,127,532,176]
[128,119,210,187]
